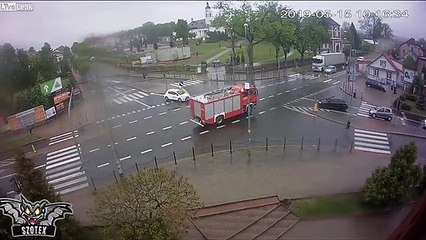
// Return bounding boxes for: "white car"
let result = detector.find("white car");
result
[164,88,190,102]
[324,66,337,74]
[422,119,426,129]
[357,56,365,61]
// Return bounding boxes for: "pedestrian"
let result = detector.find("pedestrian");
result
[29,128,33,135]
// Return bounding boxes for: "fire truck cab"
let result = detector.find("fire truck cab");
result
[189,83,258,127]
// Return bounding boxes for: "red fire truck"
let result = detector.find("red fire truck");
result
[189,83,258,127]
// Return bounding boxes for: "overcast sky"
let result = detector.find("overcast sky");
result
[1,1,426,50]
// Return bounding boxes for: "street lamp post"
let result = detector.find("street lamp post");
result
[244,23,252,148]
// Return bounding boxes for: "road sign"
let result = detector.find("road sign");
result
[39,77,62,96]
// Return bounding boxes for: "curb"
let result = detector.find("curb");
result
[387,131,426,139]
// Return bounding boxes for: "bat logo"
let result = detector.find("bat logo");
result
[0,194,73,237]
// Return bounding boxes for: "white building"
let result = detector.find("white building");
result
[188,2,225,40]
[366,53,404,87]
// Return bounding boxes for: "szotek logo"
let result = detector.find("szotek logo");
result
[0,194,73,237]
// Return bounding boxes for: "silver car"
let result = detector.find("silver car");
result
[324,66,337,74]
[422,119,426,129]
[369,107,393,121]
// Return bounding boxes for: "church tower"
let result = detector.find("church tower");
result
[205,2,213,26]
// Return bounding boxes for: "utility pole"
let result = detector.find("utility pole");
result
[68,87,78,147]
[244,23,252,149]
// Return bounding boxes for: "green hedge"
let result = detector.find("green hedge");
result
[405,94,417,102]
[401,103,412,111]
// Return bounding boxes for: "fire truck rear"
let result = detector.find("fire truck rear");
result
[189,83,258,127]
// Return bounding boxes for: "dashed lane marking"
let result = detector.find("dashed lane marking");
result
[161,142,173,148]
[141,149,152,154]
[146,131,155,135]
[259,98,265,101]
[232,120,240,124]
[269,107,276,110]
[200,130,209,135]
[144,116,153,120]
[268,95,274,98]
[181,136,191,141]
[112,124,122,128]
[129,120,138,124]
[258,111,265,115]
[126,136,137,142]
[163,126,172,130]
[180,121,188,125]
[159,112,167,115]
[89,148,100,153]
[97,163,109,168]
[173,108,181,112]
[119,156,131,161]
[217,125,225,129]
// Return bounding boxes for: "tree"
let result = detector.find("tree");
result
[342,45,351,58]
[305,17,329,55]
[0,43,17,92]
[381,23,393,39]
[259,2,296,69]
[174,19,191,45]
[362,143,422,207]
[15,85,49,112]
[349,22,362,50]
[359,14,383,44]
[13,150,86,240]
[91,167,202,240]
[36,42,59,82]
[214,2,269,83]
[0,188,14,240]
[403,55,416,70]
[213,1,238,65]
[294,15,311,62]
[419,38,426,47]
[413,75,424,95]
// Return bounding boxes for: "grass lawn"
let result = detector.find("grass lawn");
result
[401,99,426,117]
[0,133,41,153]
[175,41,230,65]
[292,193,380,219]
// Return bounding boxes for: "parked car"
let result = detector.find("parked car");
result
[422,119,426,129]
[365,79,386,92]
[369,107,393,121]
[318,97,348,111]
[357,56,365,61]
[324,65,337,74]
[164,88,190,102]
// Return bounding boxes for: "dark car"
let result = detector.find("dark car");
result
[318,97,348,111]
[366,79,386,92]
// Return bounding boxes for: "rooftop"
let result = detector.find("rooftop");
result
[192,85,244,103]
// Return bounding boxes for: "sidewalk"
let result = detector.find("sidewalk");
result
[63,147,391,226]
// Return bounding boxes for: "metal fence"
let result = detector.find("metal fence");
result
[88,135,354,192]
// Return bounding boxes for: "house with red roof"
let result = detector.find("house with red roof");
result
[366,53,405,88]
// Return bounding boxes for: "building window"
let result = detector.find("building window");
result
[374,69,379,76]
[386,71,392,79]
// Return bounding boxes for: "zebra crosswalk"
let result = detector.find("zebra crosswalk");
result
[45,144,89,195]
[283,105,331,116]
[357,101,376,118]
[112,91,150,105]
[353,129,391,154]
[169,79,203,88]
[49,130,78,146]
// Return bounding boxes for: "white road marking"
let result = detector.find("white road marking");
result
[122,114,125,116]
[323,79,332,83]
[217,125,225,129]
[259,98,265,101]
[354,146,391,154]
[113,99,122,104]
[146,131,155,135]
[200,130,209,135]
[258,111,265,115]
[47,145,77,157]
[285,90,290,93]
[268,83,274,87]
[181,136,192,141]
[277,92,282,95]
[268,95,274,98]
[144,116,153,120]
[173,108,181,112]
[127,112,131,115]
[89,148,100,153]
[123,96,133,101]
[259,86,265,89]
[134,99,151,108]
[141,149,153,154]
[354,133,388,141]
[97,163,110,168]
[129,120,138,124]
[133,93,145,98]
[119,155,131,161]
[49,135,78,146]
[161,142,173,148]
[180,121,188,125]
[354,137,389,145]
[137,109,141,112]
[292,88,297,91]
[112,124,122,128]
[159,112,167,115]
[269,107,276,110]
[354,129,387,136]
[126,136,137,141]
[305,84,309,87]
[232,120,240,124]
[333,81,340,85]
[139,91,150,97]
[163,126,172,130]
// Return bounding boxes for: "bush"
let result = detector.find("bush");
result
[401,103,411,111]
[405,94,417,102]
[399,95,406,101]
